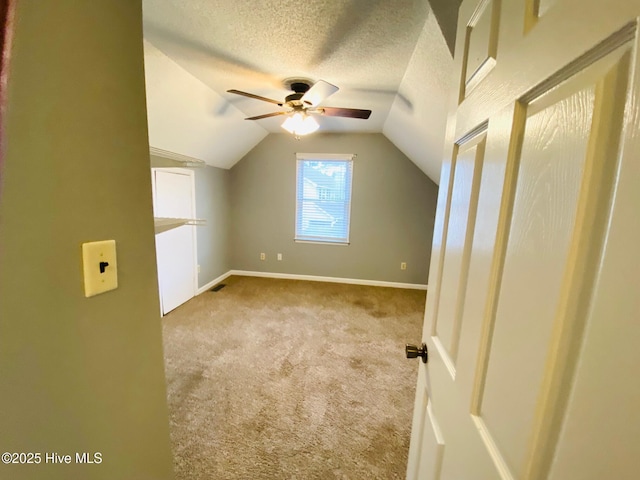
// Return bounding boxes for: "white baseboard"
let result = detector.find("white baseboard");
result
[228,270,428,290]
[196,271,234,295]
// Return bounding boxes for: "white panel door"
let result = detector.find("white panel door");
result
[407,1,640,479]
[153,169,196,315]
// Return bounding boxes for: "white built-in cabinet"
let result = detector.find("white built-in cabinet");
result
[151,167,201,315]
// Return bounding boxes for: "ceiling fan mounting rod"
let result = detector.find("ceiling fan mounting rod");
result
[289,81,311,93]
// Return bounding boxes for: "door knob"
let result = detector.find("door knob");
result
[406,343,428,363]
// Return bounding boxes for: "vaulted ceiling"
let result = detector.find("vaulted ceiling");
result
[142,0,458,184]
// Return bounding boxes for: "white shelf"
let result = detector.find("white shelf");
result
[149,147,206,168]
[154,217,205,234]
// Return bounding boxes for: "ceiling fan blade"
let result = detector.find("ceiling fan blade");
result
[227,89,283,106]
[319,107,372,119]
[301,80,339,107]
[245,111,288,120]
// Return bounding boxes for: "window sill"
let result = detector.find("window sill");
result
[294,239,350,246]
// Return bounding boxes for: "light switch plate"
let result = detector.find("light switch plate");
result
[82,240,118,297]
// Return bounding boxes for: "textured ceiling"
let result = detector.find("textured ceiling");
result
[143,0,430,133]
[142,0,454,183]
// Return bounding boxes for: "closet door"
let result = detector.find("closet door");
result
[153,169,196,315]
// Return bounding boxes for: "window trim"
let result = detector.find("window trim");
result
[294,153,355,245]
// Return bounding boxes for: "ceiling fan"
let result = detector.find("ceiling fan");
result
[227,79,372,136]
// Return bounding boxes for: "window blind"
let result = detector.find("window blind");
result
[295,153,354,244]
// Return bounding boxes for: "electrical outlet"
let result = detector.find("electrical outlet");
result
[401,262,407,270]
[260,252,266,261]
[197,264,201,273]
[277,253,282,261]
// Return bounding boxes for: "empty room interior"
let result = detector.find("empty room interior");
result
[142,1,452,477]
[3,0,639,479]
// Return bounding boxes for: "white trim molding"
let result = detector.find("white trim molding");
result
[196,271,234,295]
[296,152,355,161]
[149,146,207,168]
[228,270,427,290]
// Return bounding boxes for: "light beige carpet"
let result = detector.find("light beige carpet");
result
[162,276,425,479]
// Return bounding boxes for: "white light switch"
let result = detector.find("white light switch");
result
[82,240,118,297]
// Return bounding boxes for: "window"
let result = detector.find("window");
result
[295,153,354,244]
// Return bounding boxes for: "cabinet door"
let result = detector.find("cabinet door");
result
[153,170,196,315]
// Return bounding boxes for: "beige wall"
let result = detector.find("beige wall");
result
[0,2,174,479]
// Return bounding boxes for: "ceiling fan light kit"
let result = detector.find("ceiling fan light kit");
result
[281,112,319,136]
[227,79,372,137]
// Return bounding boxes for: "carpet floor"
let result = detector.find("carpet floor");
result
[161,276,425,479]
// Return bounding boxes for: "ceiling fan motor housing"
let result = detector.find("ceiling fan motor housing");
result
[284,80,312,107]
[285,92,305,106]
